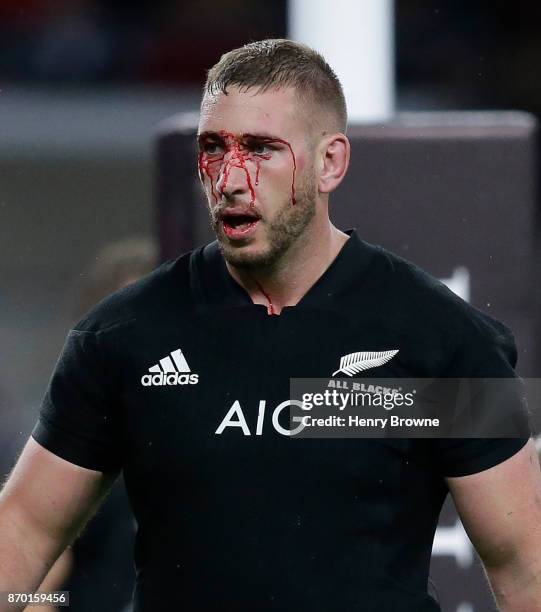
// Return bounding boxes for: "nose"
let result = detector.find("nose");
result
[216,152,251,200]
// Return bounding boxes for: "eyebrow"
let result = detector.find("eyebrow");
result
[243,132,284,142]
[197,131,284,142]
[197,131,220,141]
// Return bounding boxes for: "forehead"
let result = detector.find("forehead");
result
[198,86,301,138]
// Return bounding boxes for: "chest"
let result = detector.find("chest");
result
[113,310,443,520]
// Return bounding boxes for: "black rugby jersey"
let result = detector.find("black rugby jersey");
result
[33,231,528,611]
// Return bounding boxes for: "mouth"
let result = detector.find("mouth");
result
[219,210,262,240]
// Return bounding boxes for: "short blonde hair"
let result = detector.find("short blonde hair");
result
[204,39,347,133]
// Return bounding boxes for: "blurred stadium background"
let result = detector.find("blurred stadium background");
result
[1,2,540,611]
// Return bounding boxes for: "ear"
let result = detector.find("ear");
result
[318,134,350,194]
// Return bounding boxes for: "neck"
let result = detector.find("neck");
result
[226,221,349,315]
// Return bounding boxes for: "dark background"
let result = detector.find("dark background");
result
[1,1,540,115]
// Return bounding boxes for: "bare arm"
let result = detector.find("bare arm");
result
[448,439,541,611]
[25,550,73,612]
[0,437,115,609]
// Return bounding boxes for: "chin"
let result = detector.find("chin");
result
[218,241,278,270]
[211,187,316,270]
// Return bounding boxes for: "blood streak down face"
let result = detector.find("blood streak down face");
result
[197,87,318,270]
[198,131,297,207]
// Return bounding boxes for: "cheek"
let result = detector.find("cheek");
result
[205,164,222,183]
[257,159,297,206]
[263,156,295,182]
[198,154,224,204]
[257,165,288,195]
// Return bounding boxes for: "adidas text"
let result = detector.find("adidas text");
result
[141,372,199,386]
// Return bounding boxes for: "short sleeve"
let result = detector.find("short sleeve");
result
[435,438,528,477]
[32,329,121,473]
[434,313,531,477]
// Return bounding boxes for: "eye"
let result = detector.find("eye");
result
[253,143,267,154]
[202,142,223,155]
[248,142,273,155]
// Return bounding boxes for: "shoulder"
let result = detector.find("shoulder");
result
[380,244,506,327]
[74,248,199,335]
[364,242,517,372]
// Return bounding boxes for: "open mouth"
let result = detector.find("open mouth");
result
[220,211,261,239]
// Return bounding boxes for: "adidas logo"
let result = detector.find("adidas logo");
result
[141,349,199,386]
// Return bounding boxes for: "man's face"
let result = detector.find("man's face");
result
[197,86,318,269]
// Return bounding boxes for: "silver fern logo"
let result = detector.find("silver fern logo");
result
[332,350,399,377]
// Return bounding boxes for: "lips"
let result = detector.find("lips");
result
[219,208,261,240]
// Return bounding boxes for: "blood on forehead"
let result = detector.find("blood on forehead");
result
[198,130,297,207]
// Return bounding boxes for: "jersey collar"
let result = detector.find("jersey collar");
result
[191,229,376,315]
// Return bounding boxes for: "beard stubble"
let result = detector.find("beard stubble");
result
[209,170,317,270]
